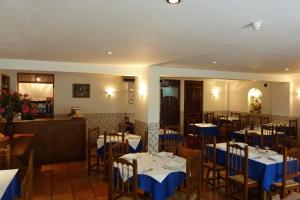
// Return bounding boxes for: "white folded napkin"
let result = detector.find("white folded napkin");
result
[156,151,168,158]
[121,153,137,161]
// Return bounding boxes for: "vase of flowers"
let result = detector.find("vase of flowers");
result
[0,90,35,138]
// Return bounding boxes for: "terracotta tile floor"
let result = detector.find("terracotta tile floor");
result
[33,161,228,200]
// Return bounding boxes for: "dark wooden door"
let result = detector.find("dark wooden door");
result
[184,81,203,132]
[160,79,180,127]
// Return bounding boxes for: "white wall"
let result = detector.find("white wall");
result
[203,80,227,111]
[271,83,290,116]
[229,80,272,114]
[0,70,135,114]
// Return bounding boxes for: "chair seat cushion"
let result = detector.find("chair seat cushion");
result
[204,162,225,170]
[229,174,258,186]
[273,180,300,188]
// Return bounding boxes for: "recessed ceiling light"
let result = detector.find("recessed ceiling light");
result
[212,61,217,64]
[167,0,181,4]
[107,51,113,55]
[285,68,289,71]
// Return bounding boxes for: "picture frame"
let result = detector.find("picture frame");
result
[72,84,90,98]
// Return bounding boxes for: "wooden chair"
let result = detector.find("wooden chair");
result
[204,112,215,124]
[217,115,232,141]
[260,116,270,126]
[240,115,250,130]
[108,154,138,200]
[226,142,259,200]
[160,124,182,151]
[87,127,100,175]
[183,152,201,200]
[202,136,226,191]
[142,129,148,152]
[231,112,241,120]
[245,130,261,147]
[159,140,182,156]
[272,147,300,198]
[288,119,297,139]
[19,150,34,200]
[261,125,275,148]
[0,137,10,169]
[185,119,200,149]
[108,140,129,159]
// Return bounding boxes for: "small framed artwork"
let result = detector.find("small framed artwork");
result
[72,84,90,98]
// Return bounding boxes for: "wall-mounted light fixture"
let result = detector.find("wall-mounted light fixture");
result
[297,90,300,99]
[105,87,115,98]
[138,84,147,98]
[211,87,219,99]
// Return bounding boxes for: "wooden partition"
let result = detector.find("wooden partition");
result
[0,118,86,165]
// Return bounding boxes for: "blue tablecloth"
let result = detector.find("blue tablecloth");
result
[159,134,184,143]
[210,146,297,191]
[230,131,283,146]
[1,171,20,200]
[192,125,219,137]
[114,169,185,200]
[97,141,143,157]
[138,172,186,200]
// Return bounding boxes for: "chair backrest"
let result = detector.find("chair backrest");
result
[162,124,181,143]
[159,141,182,156]
[226,142,249,178]
[119,123,135,134]
[143,129,148,152]
[201,135,216,164]
[185,151,201,200]
[108,156,138,200]
[21,150,34,200]
[240,115,249,130]
[245,130,261,147]
[288,119,298,138]
[260,116,270,126]
[231,112,241,120]
[108,140,129,159]
[261,125,275,148]
[204,112,215,123]
[88,127,100,147]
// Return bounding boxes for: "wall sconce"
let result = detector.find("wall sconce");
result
[138,84,147,98]
[297,90,300,99]
[105,87,115,98]
[211,87,219,99]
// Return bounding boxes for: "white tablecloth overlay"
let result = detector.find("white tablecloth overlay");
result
[159,129,177,135]
[215,142,285,165]
[115,152,186,183]
[194,123,217,128]
[234,128,285,135]
[0,169,18,198]
[97,134,141,150]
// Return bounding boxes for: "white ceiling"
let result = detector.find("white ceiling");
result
[1,0,300,74]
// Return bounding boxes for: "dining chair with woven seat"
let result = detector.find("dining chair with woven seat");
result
[260,116,270,126]
[272,147,300,198]
[245,130,261,147]
[204,112,215,124]
[108,154,138,200]
[226,142,260,200]
[201,136,226,191]
[185,119,201,149]
[217,115,232,141]
[87,126,100,175]
[108,140,129,159]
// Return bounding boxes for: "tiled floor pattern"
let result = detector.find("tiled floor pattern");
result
[33,161,227,200]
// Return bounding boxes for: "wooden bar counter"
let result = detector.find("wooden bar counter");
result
[0,118,86,165]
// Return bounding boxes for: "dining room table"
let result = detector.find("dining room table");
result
[96,133,143,157]
[207,142,299,192]
[159,129,184,143]
[0,169,20,200]
[190,123,220,137]
[116,152,187,200]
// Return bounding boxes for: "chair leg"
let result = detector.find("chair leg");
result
[96,157,99,173]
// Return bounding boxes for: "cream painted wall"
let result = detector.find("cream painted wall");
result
[203,80,227,111]
[271,83,290,116]
[290,76,300,117]
[0,70,134,114]
[229,81,272,114]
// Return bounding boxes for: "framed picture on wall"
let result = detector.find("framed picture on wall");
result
[72,84,90,98]
[1,74,10,93]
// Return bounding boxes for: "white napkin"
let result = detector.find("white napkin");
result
[156,151,168,158]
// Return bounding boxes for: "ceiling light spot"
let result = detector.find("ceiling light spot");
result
[285,68,289,71]
[107,51,113,55]
[212,61,217,64]
[167,0,181,4]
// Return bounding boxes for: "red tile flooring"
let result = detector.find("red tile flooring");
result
[33,161,228,200]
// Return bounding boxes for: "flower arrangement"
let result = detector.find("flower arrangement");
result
[0,90,36,136]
